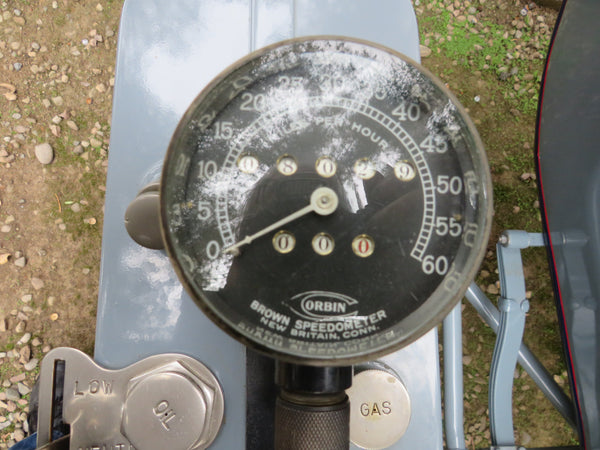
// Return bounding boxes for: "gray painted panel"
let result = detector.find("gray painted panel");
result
[97,0,441,447]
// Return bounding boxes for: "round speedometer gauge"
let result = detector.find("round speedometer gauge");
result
[161,37,492,364]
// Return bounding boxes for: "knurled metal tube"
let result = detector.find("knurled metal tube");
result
[274,362,351,449]
[274,394,350,450]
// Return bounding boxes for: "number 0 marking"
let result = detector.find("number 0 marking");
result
[206,240,220,260]
[273,230,295,254]
[352,234,375,257]
[237,154,259,173]
[312,233,334,255]
[315,156,337,177]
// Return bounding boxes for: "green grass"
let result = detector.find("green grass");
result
[419,2,548,117]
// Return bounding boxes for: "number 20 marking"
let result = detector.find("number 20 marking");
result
[240,92,266,112]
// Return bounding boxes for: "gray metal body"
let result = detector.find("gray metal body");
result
[97,0,443,448]
[536,0,600,447]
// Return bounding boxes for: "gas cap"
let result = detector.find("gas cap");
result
[346,365,411,449]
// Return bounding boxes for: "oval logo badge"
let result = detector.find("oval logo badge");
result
[286,291,359,320]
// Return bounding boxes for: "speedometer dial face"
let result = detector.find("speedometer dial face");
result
[161,38,492,364]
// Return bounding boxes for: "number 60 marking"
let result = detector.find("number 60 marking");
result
[421,255,449,275]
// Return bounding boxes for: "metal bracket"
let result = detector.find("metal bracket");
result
[465,283,576,430]
[489,231,544,446]
[36,348,224,450]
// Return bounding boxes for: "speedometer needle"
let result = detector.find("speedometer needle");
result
[224,186,339,255]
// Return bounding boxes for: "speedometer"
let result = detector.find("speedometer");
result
[160,37,492,364]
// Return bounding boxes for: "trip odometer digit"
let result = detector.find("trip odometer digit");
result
[160,37,492,364]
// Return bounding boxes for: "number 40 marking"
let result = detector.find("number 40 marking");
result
[392,100,420,121]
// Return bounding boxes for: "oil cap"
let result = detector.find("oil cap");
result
[121,361,224,450]
[346,364,411,449]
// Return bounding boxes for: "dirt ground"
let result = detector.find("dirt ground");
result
[0,1,119,445]
[0,0,576,448]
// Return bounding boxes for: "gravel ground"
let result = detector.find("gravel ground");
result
[0,1,121,446]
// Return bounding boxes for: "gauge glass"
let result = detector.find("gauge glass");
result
[161,38,492,364]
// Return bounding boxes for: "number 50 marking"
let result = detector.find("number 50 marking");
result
[436,175,463,195]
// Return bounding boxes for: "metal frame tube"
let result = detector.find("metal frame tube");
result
[443,302,467,450]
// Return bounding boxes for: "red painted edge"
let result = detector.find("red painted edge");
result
[533,0,585,446]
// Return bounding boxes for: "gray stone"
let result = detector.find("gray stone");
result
[487,283,499,295]
[4,388,20,402]
[90,138,102,148]
[19,345,30,364]
[17,383,30,396]
[14,321,25,333]
[34,143,54,164]
[24,358,39,371]
[13,428,25,442]
[17,333,31,346]
[31,277,44,290]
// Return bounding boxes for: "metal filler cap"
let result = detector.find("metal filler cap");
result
[122,363,218,450]
[36,348,224,450]
[346,368,411,449]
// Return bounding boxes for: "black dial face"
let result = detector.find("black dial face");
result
[161,38,492,364]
